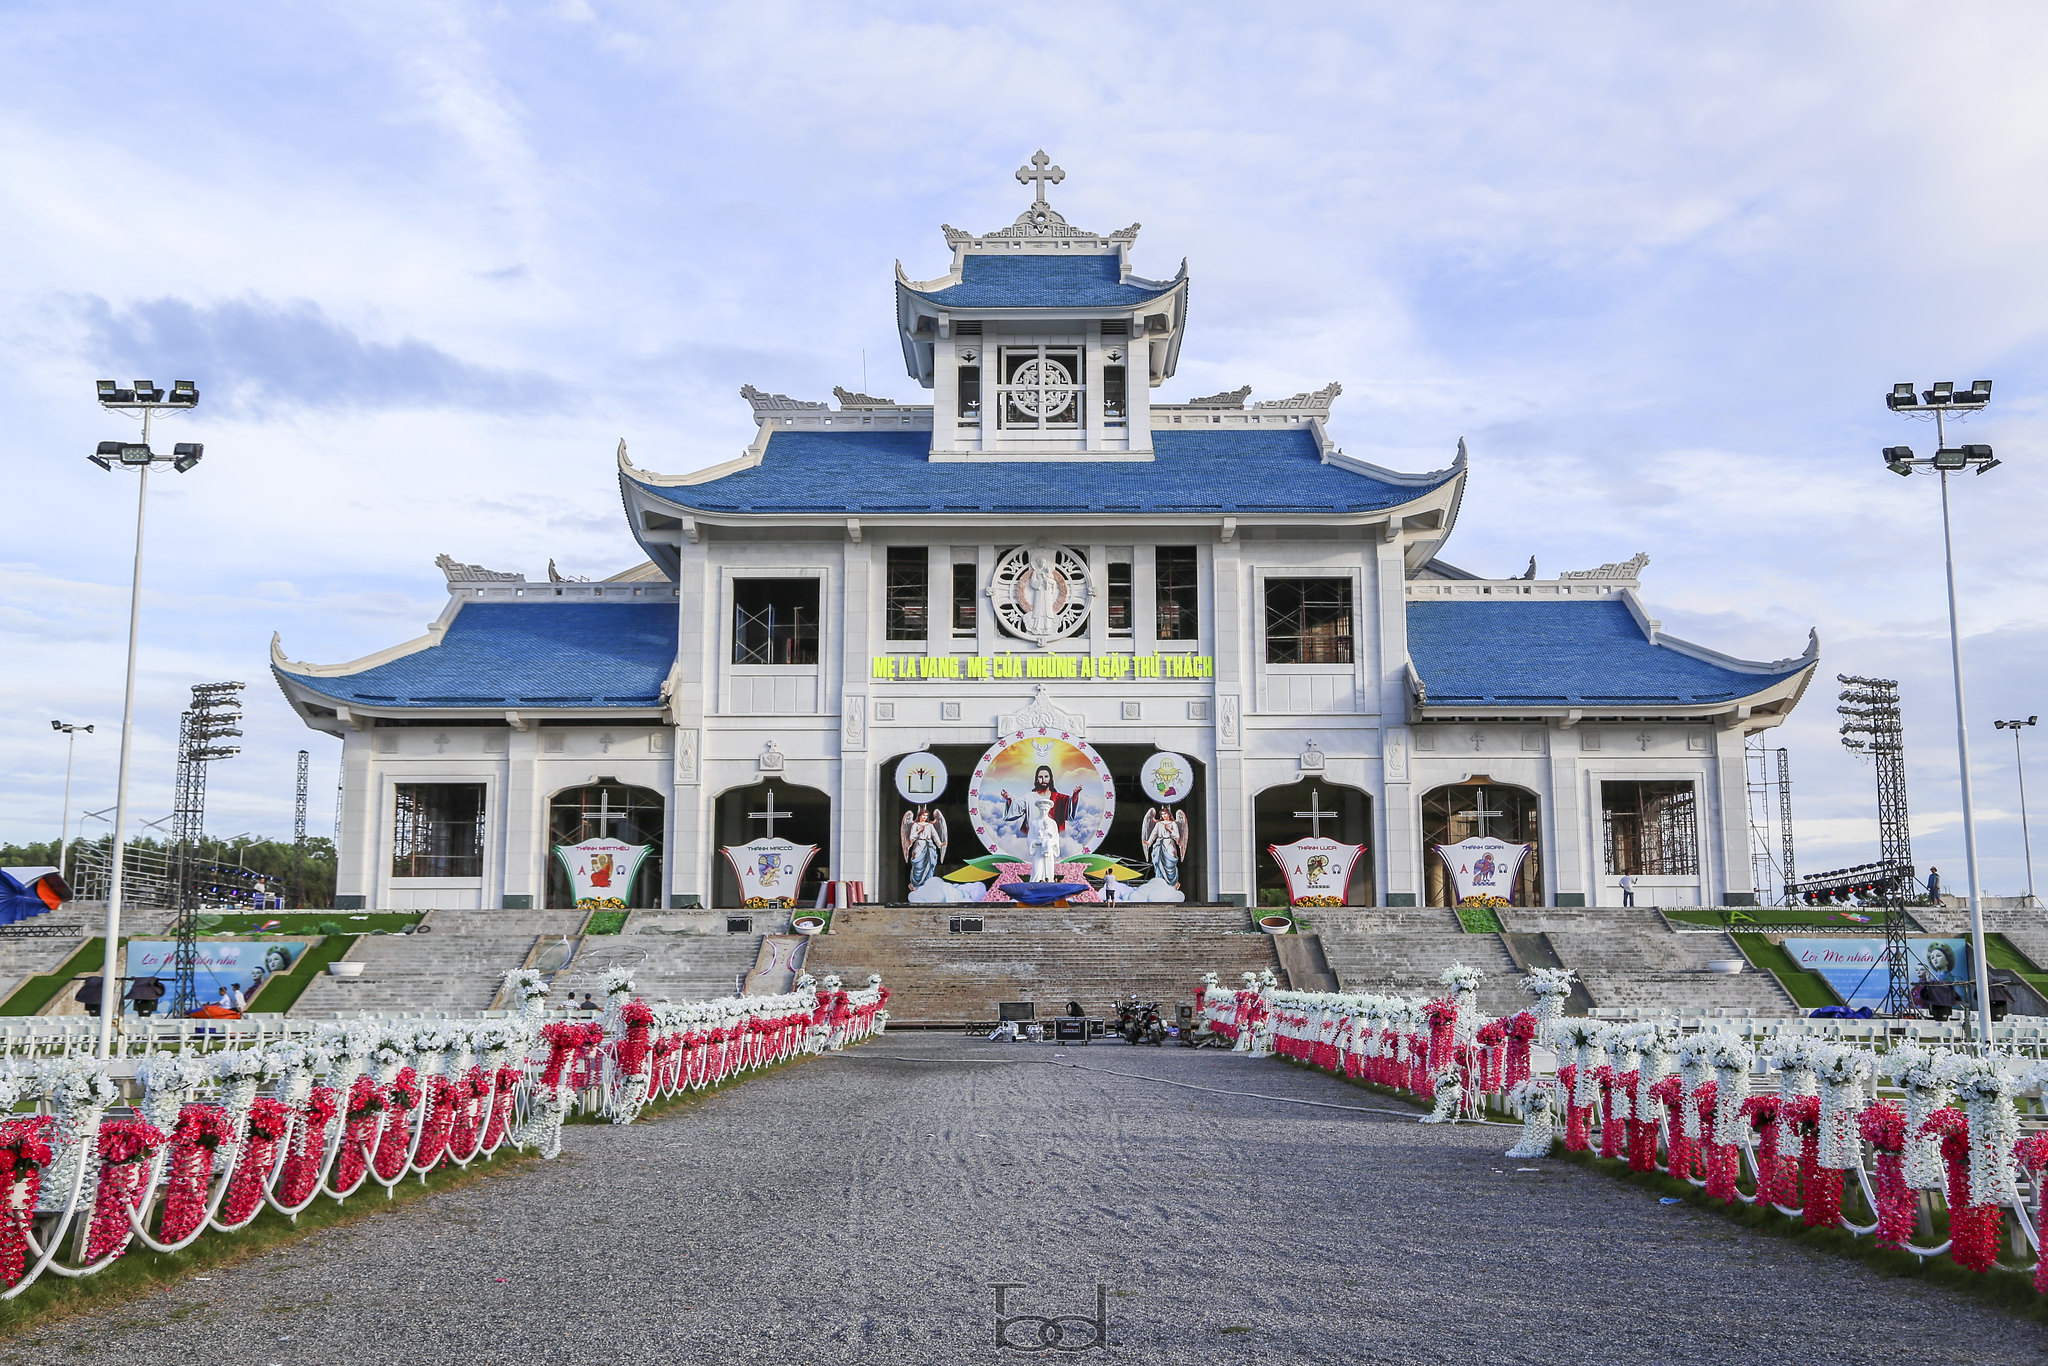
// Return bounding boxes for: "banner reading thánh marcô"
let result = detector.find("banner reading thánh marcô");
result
[1782,936,1971,1011]
[553,839,652,910]
[1433,837,1531,904]
[720,838,820,909]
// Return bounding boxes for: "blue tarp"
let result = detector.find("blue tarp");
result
[0,867,67,925]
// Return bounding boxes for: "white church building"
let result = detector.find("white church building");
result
[273,156,1817,914]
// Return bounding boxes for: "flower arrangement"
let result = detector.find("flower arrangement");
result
[87,1118,166,1263]
[0,1115,52,1286]
[1921,1106,1998,1272]
[1741,1094,1797,1206]
[1457,894,1510,908]
[1857,1101,1916,1250]
[223,1096,293,1225]
[1420,1071,1463,1125]
[1504,1077,1558,1159]
[160,1105,236,1243]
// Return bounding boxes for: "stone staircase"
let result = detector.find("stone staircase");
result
[289,930,544,1016]
[552,934,764,1005]
[1500,908,1797,1014]
[1311,909,1524,1017]
[802,904,1282,1025]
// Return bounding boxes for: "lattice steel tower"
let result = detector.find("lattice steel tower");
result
[170,681,244,1016]
[1838,674,1913,1014]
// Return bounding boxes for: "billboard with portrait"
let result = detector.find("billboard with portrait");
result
[1782,936,1970,1011]
[123,940,306,1013]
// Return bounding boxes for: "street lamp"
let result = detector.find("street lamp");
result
[1996,716,2039,906]
[88,377,203,1059]
[49,721,94,885]
[1881,378,1999,1042]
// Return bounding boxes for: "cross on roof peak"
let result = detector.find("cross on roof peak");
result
[1016,150,1064,209]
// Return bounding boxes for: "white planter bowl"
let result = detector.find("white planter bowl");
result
[327,961,365,978]
[791,916,827,936]
[1258,915,1293,935]
[1707,959,1746,975]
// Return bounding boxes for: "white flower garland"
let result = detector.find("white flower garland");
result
[1421,1071,1463,1125]
[1518,968,1577,1047]
[1699,1031,1754,1146]
[1943,1054,2021,1207]
[1811,1045,1874,1170]
[1882,1044,1953,1190]
[1505,1077,1558,1158]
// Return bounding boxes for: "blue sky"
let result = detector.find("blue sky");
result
[3,2,2046,897]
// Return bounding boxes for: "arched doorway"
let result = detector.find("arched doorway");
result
[546,783,664,909]
[1253,779,1374,906]
[1421,779,1542,906]
[873,745,1207,902]
[711,780,832,909]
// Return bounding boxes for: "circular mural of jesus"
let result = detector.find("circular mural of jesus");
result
[966,728,1115,861]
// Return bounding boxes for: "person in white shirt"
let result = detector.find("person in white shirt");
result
[1618,873,1636,907]
[230,982,248,1012]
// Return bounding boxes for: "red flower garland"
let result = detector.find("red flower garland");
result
[1859,1101,1916,1251]
[1649,1075,1691,1179]
[1691,1081,1738,1200]
[1557,1065,1590,1152]
[1780,1095,1839,1228]
[280,1087,339,1205]
[480,1066,521,1150]
[1923,1107,1999,1272]
[334,1075,386,1191]
[87,1118,166,1263]
[0,1116,54,1286]
[222,1097,291,1224]
[159,1104,235,1243]
[411,1076,462,1171]
[1616,1071,1654,1172]
[1740,1094,1796,1207]
[1595,1065,1624,1160]
[617,999,656,1079]
[1475,1019,1507,1093]
[1502,1012,1538,1089]
[446,1067,490,1161]
[373,1068,423,1181]
[1422,996,1458,1073]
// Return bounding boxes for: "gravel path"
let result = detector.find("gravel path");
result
[18,1034,2048,1365]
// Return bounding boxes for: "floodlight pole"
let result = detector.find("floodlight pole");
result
[1997,719,2037,905]
[52,722,90,884]
[1937,462,1995,1045]
[99,404,151,1062]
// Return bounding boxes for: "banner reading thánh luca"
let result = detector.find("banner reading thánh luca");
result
[1783,936,1971,1011]
[1433,837,1531,904]
[720,838,820,909]
[1267,838,1366,906]
[553,839,652,910]
[124,940,306,1013]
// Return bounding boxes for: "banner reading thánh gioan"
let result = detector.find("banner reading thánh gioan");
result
[1267,837,1366,907]
[552,839,652,910]
[720,838,820,909]
[1433,837,1531,905]
[124,940,305,1013]
[1783,936,1971,1011]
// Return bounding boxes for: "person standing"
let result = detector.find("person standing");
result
[1618,873,1636,907]
[231,981,248,1013]
[1926,867,1942,903]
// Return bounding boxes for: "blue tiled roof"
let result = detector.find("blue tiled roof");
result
[1407,598,1807,707]
[277,602,675,709]
[903,254,1176,308]
[635,427,1453,516]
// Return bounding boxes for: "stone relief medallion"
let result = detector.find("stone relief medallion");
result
[987,546,1093,645]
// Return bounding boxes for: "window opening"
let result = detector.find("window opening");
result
[1602,781,1700,876]
[1102,366,1127,421]
[1106,562,1133,634]
[1155,547,1199,641]
[1265,578,1353,663]
[997,345,1082,430]
[951,563,979,633]
[392,784,486,878]
[957,365,981,427]
[732,579,819,665]
[886,549,929,641]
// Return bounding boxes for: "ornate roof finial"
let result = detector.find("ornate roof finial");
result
[1016,150,1064,210]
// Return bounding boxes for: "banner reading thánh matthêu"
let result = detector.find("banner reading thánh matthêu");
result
[1433,837,1531,904]
[1783,936,1971,1011]
[1267,837,1366,906]
[720,838,819,909]
[553,839,652,910]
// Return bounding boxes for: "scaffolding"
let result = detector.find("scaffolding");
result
[170,682,244,1017]
[1745,737,1796,905]
[1838,673,1914,1016]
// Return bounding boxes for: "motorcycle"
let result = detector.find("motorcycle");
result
[1115,997,1167,1046]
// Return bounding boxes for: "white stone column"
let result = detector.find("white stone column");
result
[1210,538,1247,902]
[1546,728,1585,906]
[671,538,710,907]
[335,728,378,906]
[1711,730,1751,906]
[838,536,876,892]
[501,726,542,908]
[1374,531,1419,905]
